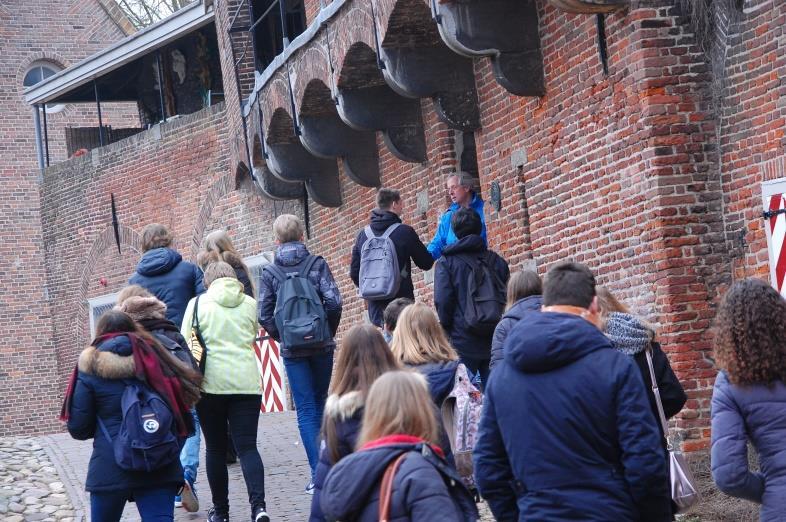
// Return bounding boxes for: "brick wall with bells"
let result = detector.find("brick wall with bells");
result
[0,0,139,436]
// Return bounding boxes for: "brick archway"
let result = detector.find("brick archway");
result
[190,172,236,257]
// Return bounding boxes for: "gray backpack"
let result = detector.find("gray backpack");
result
[358,223,401,300]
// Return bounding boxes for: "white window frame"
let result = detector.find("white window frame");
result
[88,292,119,339]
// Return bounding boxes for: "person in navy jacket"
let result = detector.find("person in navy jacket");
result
[63,311,201,521]
[434,207,509,386]
[489,270,543,371]
[474,262,671,522]
[129,223,205,327]
[711,279,786,522]
[427,172,487,260]
[350,188,433,327]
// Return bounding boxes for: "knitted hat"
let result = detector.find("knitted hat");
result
[604,312,653,355]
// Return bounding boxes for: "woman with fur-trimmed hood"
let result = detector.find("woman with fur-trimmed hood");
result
[309,325,400,522]
[61,310,201,521]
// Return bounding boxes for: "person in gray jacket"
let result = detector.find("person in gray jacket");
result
[711,279,786,522]
[489,270,542,370]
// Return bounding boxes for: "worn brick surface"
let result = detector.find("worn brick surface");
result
[0,0,139,436]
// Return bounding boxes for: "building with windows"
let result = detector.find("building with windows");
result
[2,0,786,452]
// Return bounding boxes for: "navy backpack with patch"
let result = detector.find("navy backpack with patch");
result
[97,380,181,472]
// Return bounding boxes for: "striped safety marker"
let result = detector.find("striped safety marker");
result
[768,193,786,297]
[254,328,287,412]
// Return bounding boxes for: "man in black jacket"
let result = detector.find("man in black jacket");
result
[350,188,434,327]
[434,207,509,386]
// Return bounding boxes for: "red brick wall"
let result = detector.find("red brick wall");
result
[0,0,138,436]
[717,0,786,279]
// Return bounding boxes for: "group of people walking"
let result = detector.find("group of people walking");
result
[58,174,786,521]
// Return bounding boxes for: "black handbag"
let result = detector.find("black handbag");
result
[189,295,208,374]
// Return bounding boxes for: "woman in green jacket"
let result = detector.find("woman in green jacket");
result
[180,261,269,522]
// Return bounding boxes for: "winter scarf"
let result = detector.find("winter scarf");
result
[60,332,194,436]
[604,312,653,356]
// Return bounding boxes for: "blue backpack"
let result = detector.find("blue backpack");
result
[97,381,181,472]
[264,255,330,350]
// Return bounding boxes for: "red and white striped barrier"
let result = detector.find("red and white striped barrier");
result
[254,328,287,412]
[767,193,786,297]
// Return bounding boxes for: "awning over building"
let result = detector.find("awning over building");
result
[24,0,215,106]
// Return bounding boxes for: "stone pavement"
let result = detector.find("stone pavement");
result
[37,411,311,521]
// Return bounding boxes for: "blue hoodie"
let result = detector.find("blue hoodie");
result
[474,311,671,522]
[427,193,487,260]
[129,247,204,327]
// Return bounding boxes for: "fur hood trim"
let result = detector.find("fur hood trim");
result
[116,295,167,321]
[324,390,364,421]
[77,346,136,379]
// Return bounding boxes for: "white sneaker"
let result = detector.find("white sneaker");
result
[305,481,315,495]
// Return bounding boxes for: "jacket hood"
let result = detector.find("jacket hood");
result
[442,234,485,256]
[78,336,135,379]
[324,390,364,421]
[321,443,423,519]
[115,295,167,322]
[503,295,543,321]
[369,209,402,232]
[415,360,459,405]
[206,277,247,308]
[507,312,612,372]
[274,241,310,267]
[604,312,653,356]
[135,248,182,276]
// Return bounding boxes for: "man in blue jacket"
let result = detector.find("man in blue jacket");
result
[129,223,205,512]
[427,172,487,260]
[129,224,205,327]
[474,262,671,522]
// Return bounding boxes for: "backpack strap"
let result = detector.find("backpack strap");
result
[364,225,374,240]
[96,416,112,442]
[381,223,401,239]
[262,262,288,283]
[378,451,410,522]
[301,255,320,279]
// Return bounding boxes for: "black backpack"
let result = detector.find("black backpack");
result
[264,256,330,350]
[457,252,506,336]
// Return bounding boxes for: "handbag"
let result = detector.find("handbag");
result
[645,348,700,513]
[189,295,208,374]
[378,452,409,522]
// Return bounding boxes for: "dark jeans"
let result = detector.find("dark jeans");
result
[197,394,266,514]
[283,351,333,479]
[90,486,177,521]
[460,355,490,391]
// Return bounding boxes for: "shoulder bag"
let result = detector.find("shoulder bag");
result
[378,452,409,522]
[189,295,208,374]
[645,348,700,513]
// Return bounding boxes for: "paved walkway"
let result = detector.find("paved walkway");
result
[38,411,311,522]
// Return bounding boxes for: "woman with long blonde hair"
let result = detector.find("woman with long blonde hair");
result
[309,325,400,522]
[197,230,255,298]
[319,371,478,521]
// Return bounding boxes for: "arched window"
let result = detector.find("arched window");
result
[23,62,64,113]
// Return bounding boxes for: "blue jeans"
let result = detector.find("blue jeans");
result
[284,352,333,478]
[460,355,490,392]
[180,408,200,482]
[91,486,177,521]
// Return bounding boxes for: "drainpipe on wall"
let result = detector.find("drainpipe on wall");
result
[32,105,45,172]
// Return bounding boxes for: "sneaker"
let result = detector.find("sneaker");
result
[180,477,199,513]
[207,507,229,522]
[252,505,270,522]
[305,480,315,495]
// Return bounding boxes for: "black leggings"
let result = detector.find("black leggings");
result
[196,394,265,513]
